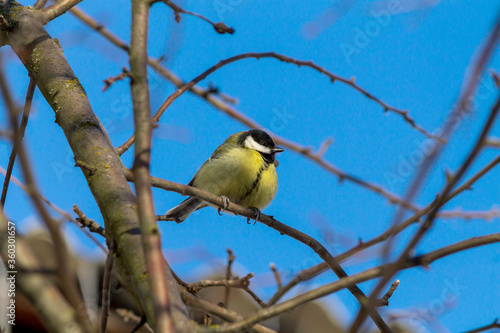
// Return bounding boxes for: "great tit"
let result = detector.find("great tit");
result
[165,129,284,223]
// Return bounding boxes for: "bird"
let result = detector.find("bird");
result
[165,129,284,223]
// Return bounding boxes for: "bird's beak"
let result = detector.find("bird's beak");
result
[273,146,285,153]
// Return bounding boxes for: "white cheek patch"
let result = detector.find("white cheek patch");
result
[244,136,272,154]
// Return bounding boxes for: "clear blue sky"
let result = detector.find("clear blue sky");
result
[2,1,499,332]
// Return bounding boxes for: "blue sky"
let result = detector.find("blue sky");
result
[1,1,500,332]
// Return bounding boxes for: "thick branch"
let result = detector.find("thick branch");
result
[129,0,173,331]
[0,0,164,326]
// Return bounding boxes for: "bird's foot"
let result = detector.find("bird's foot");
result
[246,207,261,225]
[218,196,230,216]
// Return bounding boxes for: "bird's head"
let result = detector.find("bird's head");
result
[238,129,284,163]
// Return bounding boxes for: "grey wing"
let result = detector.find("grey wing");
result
[165,197,207,223]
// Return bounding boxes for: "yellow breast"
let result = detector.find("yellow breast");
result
[192,147,278,209]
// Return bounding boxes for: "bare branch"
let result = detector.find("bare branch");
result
[117,52,437,155]
[0,212,85,333]
[1,75,35,208]
[102,67,130,91]
[136,171,392,332]
[187,273,266,308]
[485,136,500,147]
[462,318,500,333]
[41,0,84,24]
[352,53,500,331]
[73,204,106,237]
[100,240,116,333]
[197,233,500,332]
[267,152,500,306]
[116,309,153,333]
[129,0,173,331]
[181,291,275,333]
[162,0,234,34]
[68,6,237,105]
[269,263,282,290]
[374,280,400,307]
[0,48,93,332]
[437,207,500,220]
[0,166,107,251]
[0,2,190,328]
[67,6,425,211]
[188,273,253,291]
[34,0,49,10]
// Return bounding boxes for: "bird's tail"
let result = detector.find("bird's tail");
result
[165,197,205,223]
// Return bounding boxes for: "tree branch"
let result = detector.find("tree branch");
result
[127,170,392,332]
[161,0,234,34]
[352,67,500,331]
[99,240,115,333]
[195,233,500,332]
[67,6,428,212]
[0,211,86,333]
[117,52,438,155]
[41,0,84,24]
[462,318,500,333]
[0,75,35,208]
[0,1,183,328]
[181,291,275,333]
[266,151,500,306]
[129,0,174,331]
[0,46,93,332]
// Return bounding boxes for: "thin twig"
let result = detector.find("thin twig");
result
[188,273,253,292]
[41,0,84,24]
[223,248,235,308]
[351,74,500,331]
[68,7,423,211]
[196,233,500,333]
[1,76,35,208]
[181,291,276,333]
[0,166,107,252]
[34,0,49,9]
[377,10,500,275]
[129,0,173,331]
[485,136,500,147]
[374,280,400,307]
[103,67,130,91]
[100,240,116,333]
[73,204,105,237]
[187,273,266,307]
[68,6,237,107]
[162,0,234,34]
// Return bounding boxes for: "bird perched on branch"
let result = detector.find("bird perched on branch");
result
[165,129,284,223]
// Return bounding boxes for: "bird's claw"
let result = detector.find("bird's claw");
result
[246,207,261,225]
[218,196,230,216]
